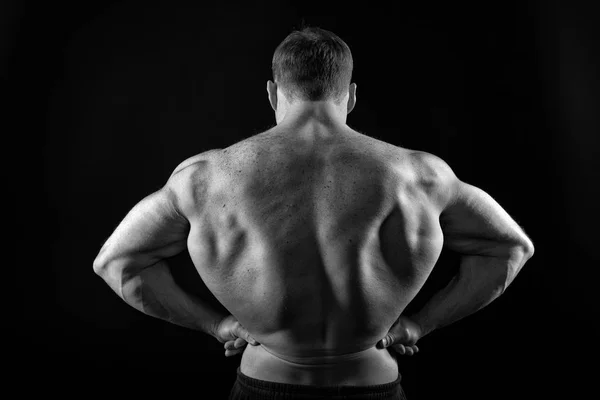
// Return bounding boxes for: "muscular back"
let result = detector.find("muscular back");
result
[185,128,445,357]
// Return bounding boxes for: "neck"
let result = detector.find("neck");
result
[278,101,347,129]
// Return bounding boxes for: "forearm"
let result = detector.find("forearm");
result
[410,247,531,338]
[104,260,227,338]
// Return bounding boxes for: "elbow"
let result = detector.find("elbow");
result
[511,240,534,269]
[93,251,121,285]
[93,243,112,277]
[93,246,123,279]
[93,255,107,277]
[93,255,128,299]
[527,239,535,257]
[508,237,534,263]
[93,249,120,279]
[503,240,534,289]
[93,253,142,301]
[520,238,535,261]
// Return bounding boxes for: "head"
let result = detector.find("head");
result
[267,27,357,124]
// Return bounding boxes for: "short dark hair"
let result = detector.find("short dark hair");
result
[272,27,353,102]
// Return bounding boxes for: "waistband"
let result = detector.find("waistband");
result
[260,344,375,365]
[235,367,402,398]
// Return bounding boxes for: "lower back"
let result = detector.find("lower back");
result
[240,343,399,386]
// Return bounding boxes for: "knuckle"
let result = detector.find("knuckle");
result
[402,327,410,338]
[387,333,395,345]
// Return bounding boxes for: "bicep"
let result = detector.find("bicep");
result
[96,187,189,272]
[440,180,532,257]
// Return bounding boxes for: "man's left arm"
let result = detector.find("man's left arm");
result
[93,158,242,345]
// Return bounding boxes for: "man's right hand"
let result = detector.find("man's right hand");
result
[214,315,259,357]
[377,316,422,356]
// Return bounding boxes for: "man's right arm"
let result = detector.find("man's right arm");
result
[409,153,534,339]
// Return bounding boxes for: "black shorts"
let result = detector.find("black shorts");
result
[228,368,407,400]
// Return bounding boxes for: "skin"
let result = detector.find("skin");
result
[94,79,534,386]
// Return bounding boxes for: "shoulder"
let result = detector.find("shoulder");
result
[169,149,223,179]
[407,150,460,209]
[165,149,223,215]
[408,151,455,180]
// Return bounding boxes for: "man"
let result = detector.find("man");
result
[94,27,534,399]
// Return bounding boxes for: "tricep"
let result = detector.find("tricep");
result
[440,181,534,258]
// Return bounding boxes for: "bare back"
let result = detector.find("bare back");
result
[186,128,446,385]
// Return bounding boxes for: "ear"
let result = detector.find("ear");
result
[267,80,278,111]
[347,83,357,114]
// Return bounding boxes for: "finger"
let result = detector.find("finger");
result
[224,341,237,350]
[404,346,414,356]
[236,325,258,346]
[412,345,419,353]
[378,334,395,348]
[393,344,406,355]
[225,348,244,357]
[234,337,247,348]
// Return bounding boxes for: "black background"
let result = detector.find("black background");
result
[5,1,598,398]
